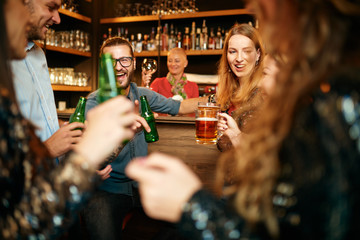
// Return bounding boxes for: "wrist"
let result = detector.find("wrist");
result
[43,139,57,158]
[73,142,99,169]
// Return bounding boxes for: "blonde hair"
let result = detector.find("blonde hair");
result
[216,23,264,111]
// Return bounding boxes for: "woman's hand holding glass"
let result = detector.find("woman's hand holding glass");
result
[218,113,242,146]
[141,58,157,88]
[141,69,153,88]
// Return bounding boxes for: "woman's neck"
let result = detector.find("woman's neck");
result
[237,75,250,87]
[171,72,183,81]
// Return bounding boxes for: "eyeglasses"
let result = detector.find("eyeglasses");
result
[112,57,133,67]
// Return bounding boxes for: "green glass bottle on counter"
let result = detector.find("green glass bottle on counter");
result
[69,96,87,130]
[140,95,159,143]
[97,52,125,103]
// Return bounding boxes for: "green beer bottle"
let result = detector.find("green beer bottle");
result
[97,53,129,145]
[97,53,119,103]
[140,95,159,143]
[69,96,87,130]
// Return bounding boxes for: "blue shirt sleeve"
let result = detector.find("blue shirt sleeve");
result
[137,87,181,115]
[85,90,99,117]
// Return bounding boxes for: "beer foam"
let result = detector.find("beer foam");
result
[195,117,218,121]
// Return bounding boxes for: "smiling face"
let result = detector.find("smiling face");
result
[103,44,136,95]
[5,0,32,59]
[227,34,260,80]
[27,0,61,41]
[167,48,188,78]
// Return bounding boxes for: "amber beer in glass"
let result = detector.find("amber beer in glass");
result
[195,103,220,144]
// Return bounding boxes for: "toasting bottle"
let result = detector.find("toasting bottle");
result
[97,52,123,103]
[69,96,87,130]
[140,95,159,143]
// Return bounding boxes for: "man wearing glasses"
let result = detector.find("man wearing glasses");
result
[83,37,201,240]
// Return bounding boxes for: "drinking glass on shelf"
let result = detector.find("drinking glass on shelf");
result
[141,58,157,88]
[115,3,125,17]
[125,3,132,16]
[135,3,141,16]
[143,4,150,15]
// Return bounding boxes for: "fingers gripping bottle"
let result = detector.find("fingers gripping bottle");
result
[140,95,159,143]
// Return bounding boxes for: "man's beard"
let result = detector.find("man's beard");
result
[27,25,42,41]
[119,69,134,90]
[26,0,41,41]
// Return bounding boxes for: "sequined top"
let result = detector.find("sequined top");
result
[0,91,97,239]
[178,68,360,239]
[217,88,263,152]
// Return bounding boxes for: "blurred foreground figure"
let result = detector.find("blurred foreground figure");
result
[0,0,138,238]
[126,0,360,239]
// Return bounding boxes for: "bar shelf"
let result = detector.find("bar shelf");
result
[101,9,252,24]
[134,49,223,57]
[59,8,91,23]
[52,85,92,92]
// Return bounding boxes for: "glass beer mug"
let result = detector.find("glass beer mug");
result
[195,102,220,144]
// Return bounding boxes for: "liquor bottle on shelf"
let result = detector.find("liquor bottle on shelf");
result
[195,28,201,50]
[140,95,159,143]
[208,28,215,50]
[182,27,191,50]
[191,21,196,50]
[156,26,162,50]
[202,20,208,50]
[124,28,129,41]
[215,27,222,50]
[220,28,225,49]
[168,23,176,50]
[130,34,136,52]
[69,96,87,130]
[135,33,143,53]
[143,34,149,51]
[162,23,169,51]
[176,31,182,48]
[148,27,156,51]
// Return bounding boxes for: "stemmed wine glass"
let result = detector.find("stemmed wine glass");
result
[142,58,157,88]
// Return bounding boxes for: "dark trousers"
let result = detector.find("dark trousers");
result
[81,190,139,240]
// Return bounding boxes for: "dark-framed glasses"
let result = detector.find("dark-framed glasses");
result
[112,57,133,67]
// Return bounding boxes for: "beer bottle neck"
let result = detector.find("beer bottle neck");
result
[74,97,86,115]
[140,96,153,116]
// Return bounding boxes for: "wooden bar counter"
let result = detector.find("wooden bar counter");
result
[121,115,222,239]
[148,114,221,192]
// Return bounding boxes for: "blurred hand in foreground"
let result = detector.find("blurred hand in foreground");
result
[126,153,202,222]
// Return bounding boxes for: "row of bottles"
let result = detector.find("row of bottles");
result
[103,20,227,52]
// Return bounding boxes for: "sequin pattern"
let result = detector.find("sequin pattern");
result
[0,92,97,239]
[341,94,360,153]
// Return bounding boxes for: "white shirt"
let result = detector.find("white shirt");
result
[11,42,59,142]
